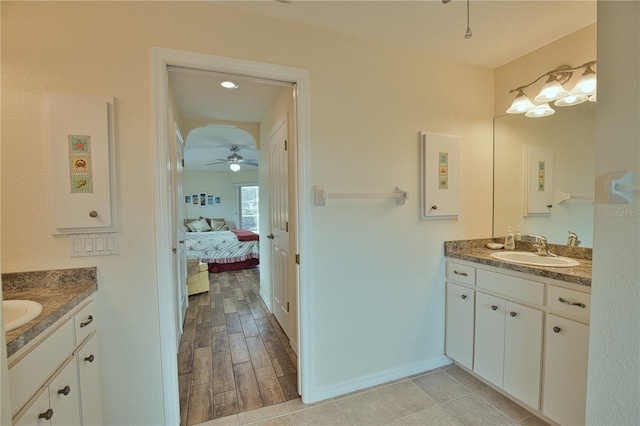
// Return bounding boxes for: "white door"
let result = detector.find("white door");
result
[269,118,290,337]
[169,120,186,347]
[174,124,188,324]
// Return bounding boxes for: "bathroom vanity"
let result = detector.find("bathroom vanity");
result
[444,239,591,426]
[3,267,101,425]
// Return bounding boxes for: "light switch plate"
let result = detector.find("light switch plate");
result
[70,233,119,257]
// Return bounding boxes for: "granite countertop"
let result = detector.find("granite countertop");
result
[3,267,97,358]
[444,238,592,287]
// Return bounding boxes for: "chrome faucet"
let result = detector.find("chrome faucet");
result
[522,234,557,257]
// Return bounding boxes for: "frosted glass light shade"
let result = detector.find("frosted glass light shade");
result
[229,163,241,172]
[525,103,555,118]
[588,92,597,102]
[573,67,597,95]
[554,92,588,107]
[507,90,535,114]
[535,79,569,103]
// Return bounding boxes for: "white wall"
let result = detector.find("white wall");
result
[586,2,640,424]
[183,170,258,229]
[1,2,493,420]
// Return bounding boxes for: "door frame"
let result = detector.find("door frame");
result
[152,47,312,423]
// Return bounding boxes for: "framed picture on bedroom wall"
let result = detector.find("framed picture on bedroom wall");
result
[214,196,221,205]
[185,195,192,204]
[192,194,199,206]
[206,194,215,206]
[199,192,207,206]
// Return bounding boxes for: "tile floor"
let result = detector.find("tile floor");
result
[190,363,551,426]
[179,268,550,426]
[178,268,299,425]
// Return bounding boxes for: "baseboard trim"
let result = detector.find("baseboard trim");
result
[307,355,453,403]
[259,288,271,311]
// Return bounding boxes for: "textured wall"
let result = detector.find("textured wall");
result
[586,3,640,424]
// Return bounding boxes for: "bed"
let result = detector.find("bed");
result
[184,218,260,273]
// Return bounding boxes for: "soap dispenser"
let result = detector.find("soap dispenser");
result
[504,226,515,250]
[515,227,522,241]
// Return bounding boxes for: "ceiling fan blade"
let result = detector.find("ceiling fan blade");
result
[205,161,227,166]
[238,159,259,167]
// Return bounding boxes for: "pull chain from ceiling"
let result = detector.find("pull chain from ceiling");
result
[441,0,473,40]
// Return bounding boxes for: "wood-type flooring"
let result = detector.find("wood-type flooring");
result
[177,267,298,425]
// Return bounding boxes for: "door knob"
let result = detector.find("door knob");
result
[267,234,274,239]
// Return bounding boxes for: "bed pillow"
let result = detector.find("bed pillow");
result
[210,220,226,231]
[187,218,212,232]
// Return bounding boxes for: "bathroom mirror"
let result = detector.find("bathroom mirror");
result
[493,101,596,247]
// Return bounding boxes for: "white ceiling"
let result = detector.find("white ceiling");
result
[170,0,597,171]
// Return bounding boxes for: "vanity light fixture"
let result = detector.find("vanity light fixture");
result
[507,60,597,118]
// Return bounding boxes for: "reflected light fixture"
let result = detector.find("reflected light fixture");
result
[507,60,596,118]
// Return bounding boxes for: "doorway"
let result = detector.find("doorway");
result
[152,48,311,424]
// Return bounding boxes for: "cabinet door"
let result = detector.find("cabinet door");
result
[76,333,103,425]
[49,356,81,426]
[445,282,475,369]
[543,315,589,426]
[503,301,543,409]
[13,387,51,426]
[474,292,505,387]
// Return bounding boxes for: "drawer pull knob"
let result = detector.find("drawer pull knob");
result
[509,311,517,317]
[80,315,94,328]
[39,409,54,420]
[85,354,95,363]
[491,305,498,311]
[58,386,71,396]
[558,297,586,308]
[553,326,562,333]
[89,211,98,218]
[460,294,467,300]
[454,270,468,277]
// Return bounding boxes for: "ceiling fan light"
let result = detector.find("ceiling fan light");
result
[220,81,239,89]
[534,77,569,103]
[525,103,555,118]
[554,92,588,107]
[506,90,535,114]
[229,163,241,172]
[572,67,597,96]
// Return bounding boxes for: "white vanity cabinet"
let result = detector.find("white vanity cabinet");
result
[10,298,102,425]
[445,262,476,370]
[445,258,591,425]
[542,287,591,426]
[474,271,544,410]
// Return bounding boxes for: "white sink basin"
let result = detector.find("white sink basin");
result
[3,300,43,332]
[490,251,579,268]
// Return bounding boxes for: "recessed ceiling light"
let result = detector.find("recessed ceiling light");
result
[220,81,239,89]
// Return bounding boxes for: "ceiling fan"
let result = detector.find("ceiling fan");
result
[205,146,258,171]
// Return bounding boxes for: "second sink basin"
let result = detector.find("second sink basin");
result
[491,251,579,268]
[3,300,43,332]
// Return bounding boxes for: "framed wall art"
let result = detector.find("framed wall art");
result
[420,132,460,220]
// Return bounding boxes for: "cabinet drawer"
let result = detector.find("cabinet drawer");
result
[447,262,476,286]
[477,269,544,305]
[74,300,96,345]
[9,319,74,416]
[547,286,590,321]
